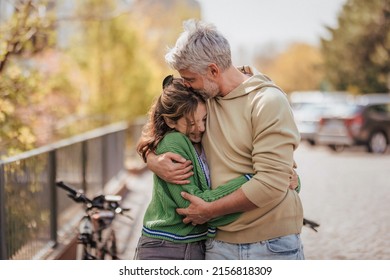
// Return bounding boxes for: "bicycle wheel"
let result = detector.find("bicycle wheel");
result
[100,230,118,260]
[76,243,87,260]
[76,241,97,260]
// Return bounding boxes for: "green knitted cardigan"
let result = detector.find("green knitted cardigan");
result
[142,132,252,243]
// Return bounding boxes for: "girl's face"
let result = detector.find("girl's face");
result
[172,102,207,144]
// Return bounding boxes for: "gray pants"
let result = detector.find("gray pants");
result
[134,236,206,260]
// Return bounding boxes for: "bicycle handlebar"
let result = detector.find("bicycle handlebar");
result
[56,181,93,205]
[56,181,132,219]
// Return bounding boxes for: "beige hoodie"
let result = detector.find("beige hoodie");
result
[202,66,303,243]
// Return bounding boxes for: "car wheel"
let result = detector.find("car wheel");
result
[328,144,345,153]
[307,139,316,146]
[368,131,388,154]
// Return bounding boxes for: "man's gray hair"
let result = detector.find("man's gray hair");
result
[165,19,232,74]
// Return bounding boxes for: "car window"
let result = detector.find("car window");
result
[323,103,360,117]
[384,104,390,116]
[373,105,386,112]
[368,104,390,117]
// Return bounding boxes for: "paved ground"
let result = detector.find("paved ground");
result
[114,166,153,260]
[296,142,390,260]
[114,142,390,260]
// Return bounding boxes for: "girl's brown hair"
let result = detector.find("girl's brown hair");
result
[136,77,205,162]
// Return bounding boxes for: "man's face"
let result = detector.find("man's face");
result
[179,69,220,99]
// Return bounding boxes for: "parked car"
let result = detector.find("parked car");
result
[290,90,352,109]
[293,103,333,145]
[290,91,354,146]
[316,94,390,154]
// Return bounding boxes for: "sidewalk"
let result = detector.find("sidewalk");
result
[113,161,153,260]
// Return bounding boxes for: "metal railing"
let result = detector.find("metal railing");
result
[0,122,128,260]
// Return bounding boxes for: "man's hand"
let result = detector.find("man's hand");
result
[147,152,194,184]
[176,192,211,225]
[177,188,257,225]
[289,168,299,190]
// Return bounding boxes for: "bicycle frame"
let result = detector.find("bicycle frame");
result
[77,214,117,260]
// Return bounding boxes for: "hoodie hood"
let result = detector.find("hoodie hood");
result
[222,66,282,100]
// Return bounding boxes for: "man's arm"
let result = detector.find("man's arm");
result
[176,188,257,225]
[176,167,300,225]
[146,151,194,185]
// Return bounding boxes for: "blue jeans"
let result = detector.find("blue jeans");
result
[205,234,305,260]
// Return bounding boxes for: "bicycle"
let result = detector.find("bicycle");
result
[56,181,132,260]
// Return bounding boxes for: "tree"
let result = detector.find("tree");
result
[63,0,202,127]
[0,0,55,155]
[321,0,390,93]
[61,0,161,127]
[131,0,201,69]
[255,43,325,93]
[1,0,203,156]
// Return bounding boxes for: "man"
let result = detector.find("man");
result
[146,19,304,260]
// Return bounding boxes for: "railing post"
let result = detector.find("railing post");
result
[48,151,57,247]
[81,141,87,192]
[0,164,8,259]
[102,135,108,189]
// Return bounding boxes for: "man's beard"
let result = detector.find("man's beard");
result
[195,77,220,99]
